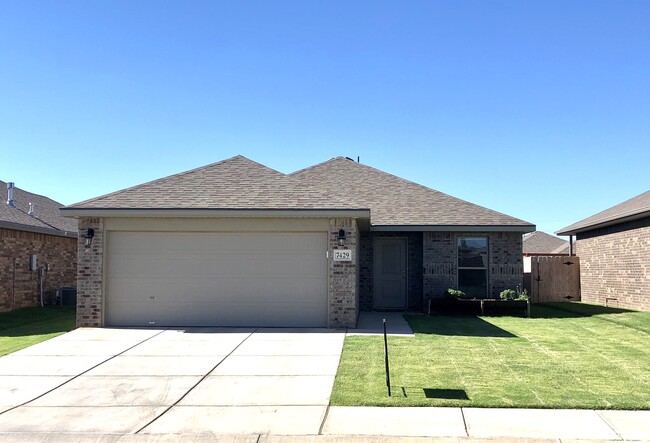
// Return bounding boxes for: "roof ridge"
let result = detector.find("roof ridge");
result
[67,155,277,207]
[288,156,347,176]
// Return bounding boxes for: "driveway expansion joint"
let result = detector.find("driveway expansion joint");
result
[0,328,169,416]
[133,327,258,434]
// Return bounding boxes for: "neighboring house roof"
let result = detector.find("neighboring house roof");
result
[62,155,535,232]
[1,180,78,237]
[557,190,650,236]
[523,231,569,255]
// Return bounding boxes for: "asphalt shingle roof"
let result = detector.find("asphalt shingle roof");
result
[66,155,534,228]
[523,231,569,254]
[557,190,650,235]
[1,180,78,234]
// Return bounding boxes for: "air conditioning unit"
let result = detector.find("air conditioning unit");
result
[55,287,77,307]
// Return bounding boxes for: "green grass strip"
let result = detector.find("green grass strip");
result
[331,303,650,409]
[0,307,76,356]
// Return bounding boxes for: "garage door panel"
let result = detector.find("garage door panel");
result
[108,302,327,328]
[109,277,325,303]
[109,253,325,278]
[110,232,326,251]
[106,231,328,327]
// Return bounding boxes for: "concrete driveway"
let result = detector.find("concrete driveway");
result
[0,326,345,435]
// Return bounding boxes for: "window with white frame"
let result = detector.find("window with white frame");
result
[457,236,488,298]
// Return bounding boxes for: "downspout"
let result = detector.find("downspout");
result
[569,235,574,256]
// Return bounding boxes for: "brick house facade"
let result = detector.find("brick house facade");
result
[558,190,650,312]
[360,231,523,312]
[0,228,77,311]
[422,231,523,304]
[63,156,533,328]
[576,218,650,311]
[1,181,78,312]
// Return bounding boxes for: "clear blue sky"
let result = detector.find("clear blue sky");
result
[1,1,649,235]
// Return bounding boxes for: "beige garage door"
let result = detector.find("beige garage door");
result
[106,232,328,327]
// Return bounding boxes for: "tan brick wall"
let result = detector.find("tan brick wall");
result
[0,227,77,312]
[576,218,650,311]
[328,218,358,328]
[76,218,104,327]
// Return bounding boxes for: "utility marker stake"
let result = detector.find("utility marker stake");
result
[383,317,391,397]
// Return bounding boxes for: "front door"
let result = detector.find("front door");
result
[373,238,407,310]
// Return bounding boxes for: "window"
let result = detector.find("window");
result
[457,237,488,298]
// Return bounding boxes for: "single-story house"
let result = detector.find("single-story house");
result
[61,156,535,328]
[522,230,570,273]
[523,231,570,257]
[557,190,650,312]
[1,181,78,311]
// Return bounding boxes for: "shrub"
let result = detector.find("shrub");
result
[446,288,469,299]
[500,289,530,301]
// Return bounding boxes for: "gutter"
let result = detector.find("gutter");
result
[556,210,650,236]
[59,208,535,233]
[370,224,536,233]
[0,221,77,238]
[60,207,373,219]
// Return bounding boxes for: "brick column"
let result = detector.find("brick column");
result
[489,232,523,295]
[328,218,358,328]
[423,232,455,304]
[77,217,104,327]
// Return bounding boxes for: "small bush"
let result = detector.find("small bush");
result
[447,288,470,299]
[500,289,529,301]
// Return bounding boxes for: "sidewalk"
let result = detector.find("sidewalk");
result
[322,406,650,441]
[1,407,649,442]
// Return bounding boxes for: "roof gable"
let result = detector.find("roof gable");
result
[64,155,534,230]
[557,190,650,235]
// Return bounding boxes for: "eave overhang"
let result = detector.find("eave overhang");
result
[60,207,372,219]
[370,224,535,233]
[0,221,77,238]
[556,210,650,236]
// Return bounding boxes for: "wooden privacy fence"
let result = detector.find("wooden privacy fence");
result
[529,256,581,303]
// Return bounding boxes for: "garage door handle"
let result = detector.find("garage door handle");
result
[149,296,156,300]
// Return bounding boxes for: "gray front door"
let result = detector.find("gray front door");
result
[373,238,407,309]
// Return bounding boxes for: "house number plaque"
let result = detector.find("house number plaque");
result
[333,249,352,262]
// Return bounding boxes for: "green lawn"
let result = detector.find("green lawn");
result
[0,307,76,356]
[331,302,650,409]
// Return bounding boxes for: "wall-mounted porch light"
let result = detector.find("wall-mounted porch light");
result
[84,228,95,247]
[337,229,346,246]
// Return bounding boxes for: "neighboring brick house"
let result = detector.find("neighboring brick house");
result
[61,155,534,328]
[557,191,650,312]
[1,181,78,311]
